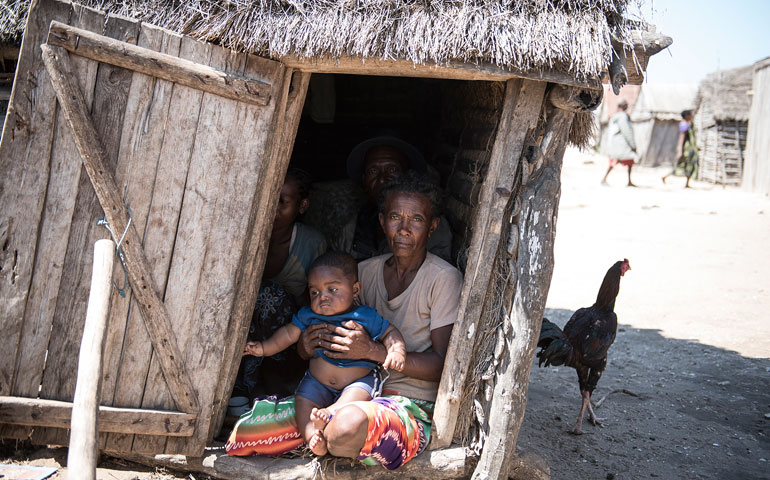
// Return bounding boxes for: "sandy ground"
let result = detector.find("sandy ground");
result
[518,148,770,480]
[2,148,769,479]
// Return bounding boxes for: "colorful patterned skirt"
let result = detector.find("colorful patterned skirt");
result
[225,393,434,469]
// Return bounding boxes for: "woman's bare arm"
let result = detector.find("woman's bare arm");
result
[395,324,453,381]
[381,325,406,371]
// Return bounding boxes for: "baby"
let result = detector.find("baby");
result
[244,251,406,455]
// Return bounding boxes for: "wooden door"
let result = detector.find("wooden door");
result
[0,0,309,456]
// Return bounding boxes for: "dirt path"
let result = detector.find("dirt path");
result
[518,148,770,480]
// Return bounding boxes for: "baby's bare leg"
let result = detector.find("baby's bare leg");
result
[294,395,321,446]
[309,387,371,456]
[312,386,372,428]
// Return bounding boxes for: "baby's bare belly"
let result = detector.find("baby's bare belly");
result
[309,358,371,389]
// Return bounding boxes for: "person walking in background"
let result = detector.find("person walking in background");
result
[602,99,638,187]
[662,110,698,188]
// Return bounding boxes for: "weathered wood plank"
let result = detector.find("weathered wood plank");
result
[473,106,573,480]
[207,67,308,444]
[131,43,243,455]
[10,2,103,401]
[0,397,195,436]
[67,239,114,480]
[165,52,289,456]
[0,0,71,397]
[100,21,183,409]
[102,32,210,454]
[431,79,547,448]
[47,21,271,107]
[39,41,201,421]
[34,12,141,448]
[280,54,601,90]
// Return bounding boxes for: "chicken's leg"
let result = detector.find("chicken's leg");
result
[571,390,591,435]
[587,394,606,426]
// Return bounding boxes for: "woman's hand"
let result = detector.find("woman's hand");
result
[297,323,327,360]
[321,321,387,364]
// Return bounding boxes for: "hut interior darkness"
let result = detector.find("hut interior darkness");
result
[0,1,671,478]
[292,74,504,268]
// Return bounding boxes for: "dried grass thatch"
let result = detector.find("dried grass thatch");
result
[695,64,754,124]
[3,0,642,81]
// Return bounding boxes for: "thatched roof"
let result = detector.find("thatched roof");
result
[2,0,645,81]
[631,83,698,122]
[695,64,754,123]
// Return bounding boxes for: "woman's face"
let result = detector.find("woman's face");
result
[379,192,438,258]
[273,178,307,232]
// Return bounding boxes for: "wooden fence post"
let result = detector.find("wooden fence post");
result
[67,239,114,480]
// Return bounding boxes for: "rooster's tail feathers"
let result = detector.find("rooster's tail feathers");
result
[536,318,573,368]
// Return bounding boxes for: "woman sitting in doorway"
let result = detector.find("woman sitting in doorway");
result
[228,172,463,470]
[229,168,327,408]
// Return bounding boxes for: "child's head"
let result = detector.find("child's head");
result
[273,168,312,232]
[681,109,694,121]
[307,252,360,316]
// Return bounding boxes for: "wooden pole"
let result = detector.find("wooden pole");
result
[472,106,574,480]
[67,239,115,480]
[431,79,546,448]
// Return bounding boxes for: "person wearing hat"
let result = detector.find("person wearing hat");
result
[602,98,638,187]
[337,133,453,263]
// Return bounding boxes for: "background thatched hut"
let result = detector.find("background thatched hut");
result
[0,1,670,478]
[742,57,770,196]
[695,65,754,185]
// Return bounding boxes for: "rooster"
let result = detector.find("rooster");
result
[537,258,631,434]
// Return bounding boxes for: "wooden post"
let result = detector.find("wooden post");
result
[472,105,574,480]
[67,239,114,480]
[431,79,546,448]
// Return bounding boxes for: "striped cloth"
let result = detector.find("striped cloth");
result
[225,396,304,456]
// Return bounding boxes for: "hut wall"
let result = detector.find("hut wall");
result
[432,81,506,269]
[638,119,679,167]
[697,120,748,185]
[744,59,770,196]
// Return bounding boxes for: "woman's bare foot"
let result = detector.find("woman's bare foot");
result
[309,430,328,455]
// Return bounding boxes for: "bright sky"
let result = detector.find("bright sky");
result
[631,0,770,84]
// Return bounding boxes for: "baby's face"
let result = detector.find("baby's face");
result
[308,266,360,316]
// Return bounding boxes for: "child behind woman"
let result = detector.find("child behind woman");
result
[243,251,406,455]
